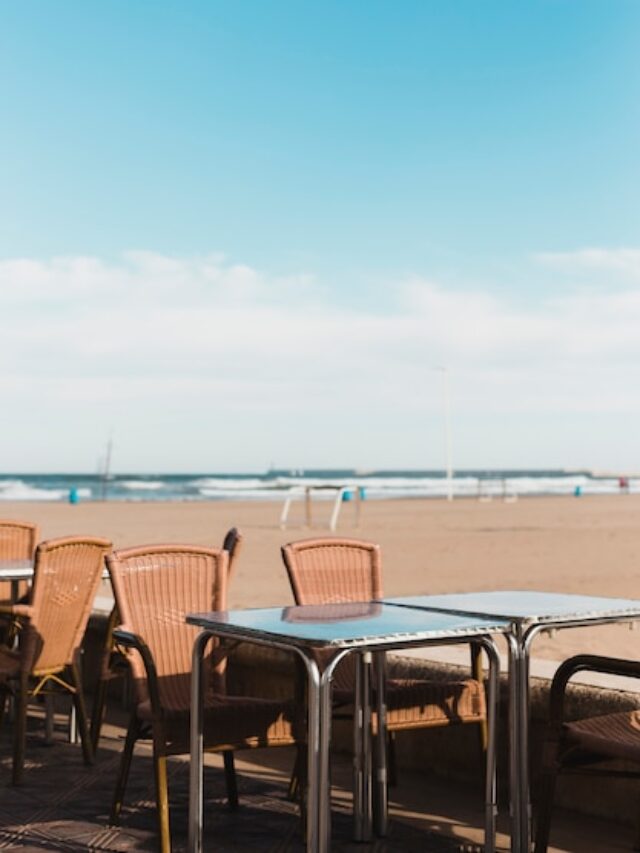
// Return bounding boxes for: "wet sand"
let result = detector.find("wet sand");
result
[3,493,640,661]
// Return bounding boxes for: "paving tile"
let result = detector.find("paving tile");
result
[0,727,468,852]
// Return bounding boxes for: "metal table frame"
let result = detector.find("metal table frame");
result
[187,605,506,853]
[386,591,640,853]
[0,559,34,602]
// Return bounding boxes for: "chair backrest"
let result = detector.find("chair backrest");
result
[222,527,243,580]
[281,537,383,694]
[106,544,228,709]
[24,536,112,674]
[0,519,39,603]
[0,519,38,560]
[281,537,383,605]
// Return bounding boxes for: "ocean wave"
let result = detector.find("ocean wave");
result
[198,488,285,500]
[191,478,273,491]
[0,471,635,501]
[0,480,93,501]
[119,480,166,490]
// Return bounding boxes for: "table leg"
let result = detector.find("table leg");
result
[506,632,523,853]
[304,655,323,852]
[190,635,324,853]
[519,627,545,853]
[316,649,351,852]
[479,637,500,853]
[353,651,373,842]
[373,650,388,837]
[518,630,531,853]
[189,631,210,853]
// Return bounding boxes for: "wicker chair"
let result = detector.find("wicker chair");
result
[281,537,488,805]
[90,528,244,752]
[534,654,640,852]
[0,536,112,783]
[106,543,299,853]
[0,519,38,604]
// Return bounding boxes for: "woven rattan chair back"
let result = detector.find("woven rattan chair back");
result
[106,544,228,710]
[0,519,38,560]
[282,537,383,605]
[223,527,243,581]
[26,536,111,674]
[0,519,38,603]
[282,537,382,694]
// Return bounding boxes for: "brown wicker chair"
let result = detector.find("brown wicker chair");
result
[0,535,112,783]
[534,654,640,852]
[281,537,488,805]
[90,527,244,752]
[106,543,299,853]
[0,519,38,604]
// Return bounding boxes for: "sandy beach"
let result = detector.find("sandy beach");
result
[3,493,640,663]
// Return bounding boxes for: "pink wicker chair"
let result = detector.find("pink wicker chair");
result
[0,536,111,783]
[90,527,244,752]
[106,543,298,853]
[0,519,38,604]
[282,537,488,800]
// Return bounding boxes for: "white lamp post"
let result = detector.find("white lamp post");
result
[436,366,454,501]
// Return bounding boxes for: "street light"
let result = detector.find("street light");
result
[436,366,454,501]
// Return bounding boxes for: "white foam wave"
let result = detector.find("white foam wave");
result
[192,478,271,491]
[198,488,284,500]
[0,480,66,500]
[119,480,165,490]
[0,480,93,501]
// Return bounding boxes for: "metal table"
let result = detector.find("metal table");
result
[0,559,34,601]
[188,602,508,853]
[386,591,640,853]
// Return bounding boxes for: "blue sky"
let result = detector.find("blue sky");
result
[1,2,639,473]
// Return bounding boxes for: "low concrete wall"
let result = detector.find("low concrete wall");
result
[225,642,640,827]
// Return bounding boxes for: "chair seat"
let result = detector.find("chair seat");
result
[138,693,301,753]
[333,677,485,732]
[564,710,640,763]
[382,677,485,732]
[386,677,486,729]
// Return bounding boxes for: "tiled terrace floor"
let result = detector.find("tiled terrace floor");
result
[0,707,636,852]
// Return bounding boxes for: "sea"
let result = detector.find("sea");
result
[0,470,634,503]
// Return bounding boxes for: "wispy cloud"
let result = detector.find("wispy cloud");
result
[2,250,640,470]
[535,248,640,280]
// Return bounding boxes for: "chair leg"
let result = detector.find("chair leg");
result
[470,642,489,752]
[152,729,171,853]
[387,731,397,788]
[223,750,238,809]
[288,656,309,803]
[533,744,561,853]
[287,745,304,801]
[110,712,139,825]
[70,662,94,765]
[634,800,640,852]
[12,672,29,786]
[0,686,9,731]
[90,673,109,753]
